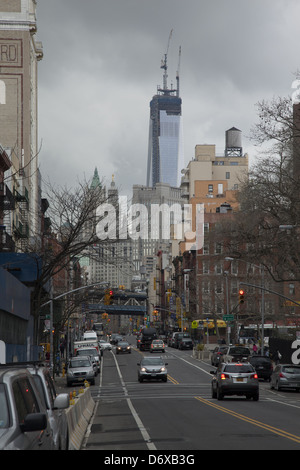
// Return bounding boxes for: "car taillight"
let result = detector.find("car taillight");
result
[251,373,258,379]
[221,373,229,380]
[279,372,285,378]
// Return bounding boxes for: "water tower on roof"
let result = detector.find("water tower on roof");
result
[225,127,243,157]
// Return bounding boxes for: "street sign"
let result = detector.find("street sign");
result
[223,314,234,322]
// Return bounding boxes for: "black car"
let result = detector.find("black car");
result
[178,338,193,350]
[116,341,131,354]
[249,356,273,381]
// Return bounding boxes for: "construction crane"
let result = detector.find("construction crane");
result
[176,45,181,97]
[160,29,173,91]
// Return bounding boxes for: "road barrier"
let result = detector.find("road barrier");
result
[65,386,96,450]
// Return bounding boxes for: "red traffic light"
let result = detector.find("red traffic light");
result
[239,289,245,304]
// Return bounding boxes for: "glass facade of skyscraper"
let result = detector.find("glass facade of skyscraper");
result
[147,94,183,188]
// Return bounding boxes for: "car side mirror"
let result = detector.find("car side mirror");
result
[137,362,140,366]
[210,370,216,375]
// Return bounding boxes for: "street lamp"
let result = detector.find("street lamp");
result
[225,257,265,354]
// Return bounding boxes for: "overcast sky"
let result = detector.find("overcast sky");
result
[36,0,300,197]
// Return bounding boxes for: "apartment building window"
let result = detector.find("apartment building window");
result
[289,283,295,295]
[202,281,210,293]
[226,172,230,179]
[203,244,209,255]
[215,242,222,254]
[202,261,209,274]
[215,282,223,294]
[208,184,213,193]
[231,280,238,295]
[215,262,222,275]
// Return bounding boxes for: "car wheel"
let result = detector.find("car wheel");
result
[253,392,259,401]
[138,377,143,383]
[162,376,167,382]
[212,385,217,399]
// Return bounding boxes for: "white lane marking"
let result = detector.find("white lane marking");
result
[113,352,157,450]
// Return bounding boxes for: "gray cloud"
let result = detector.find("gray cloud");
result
[36,0,300,194]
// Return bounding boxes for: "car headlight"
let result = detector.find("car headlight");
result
[160,367,166,372]
[141,367,146,372]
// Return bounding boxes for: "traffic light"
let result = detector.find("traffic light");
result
[239,289,245,304]
[104,289,114,305]
[108,290,114,304]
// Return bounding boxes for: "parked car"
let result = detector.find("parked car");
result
[27,364,70,450]
[137,356,168,382]
[270,364,300,391]
[66,356,96,387]
[211,345,228,366]
[222,345,251,363]
[178,338,193,350]
[249,356,273,381]
[211,362,259,401]
[171,332,191,349]
[150,339,165,353]
[0,365,54,450]
[116,341,131,354]
[83,330,98,341]
[75,347,100,373]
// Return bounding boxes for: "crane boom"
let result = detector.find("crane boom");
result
[176,46,181,97]
[161,29,173,91]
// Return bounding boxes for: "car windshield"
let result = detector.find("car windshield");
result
[282,366,300,374]
[77,349,97,356]
[70,359,91,368]
[0,385,9,428]
[141,358,164,366]
[229,347,250,355]
[224,365,254,373]
[118,342,129,346]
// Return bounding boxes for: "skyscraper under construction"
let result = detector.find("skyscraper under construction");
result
[146,32,184,188]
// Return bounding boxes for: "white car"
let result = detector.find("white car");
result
[27,364,70,450]
[99,340,112,351]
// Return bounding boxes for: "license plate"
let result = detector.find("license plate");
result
[235,377,245,382]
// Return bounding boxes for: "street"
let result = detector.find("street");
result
[56,340,300,451]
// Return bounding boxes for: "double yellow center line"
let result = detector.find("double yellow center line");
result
[167,374,179,384]
[194,396,300,445]
[166,375,300,444]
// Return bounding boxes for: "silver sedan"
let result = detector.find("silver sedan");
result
[270,364,300,391]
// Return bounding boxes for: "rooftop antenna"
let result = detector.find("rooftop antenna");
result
[160,29,173,92]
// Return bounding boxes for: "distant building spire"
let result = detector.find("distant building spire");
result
[90,167,101,189]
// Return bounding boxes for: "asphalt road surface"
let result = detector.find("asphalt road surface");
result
[56,339,300,453]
